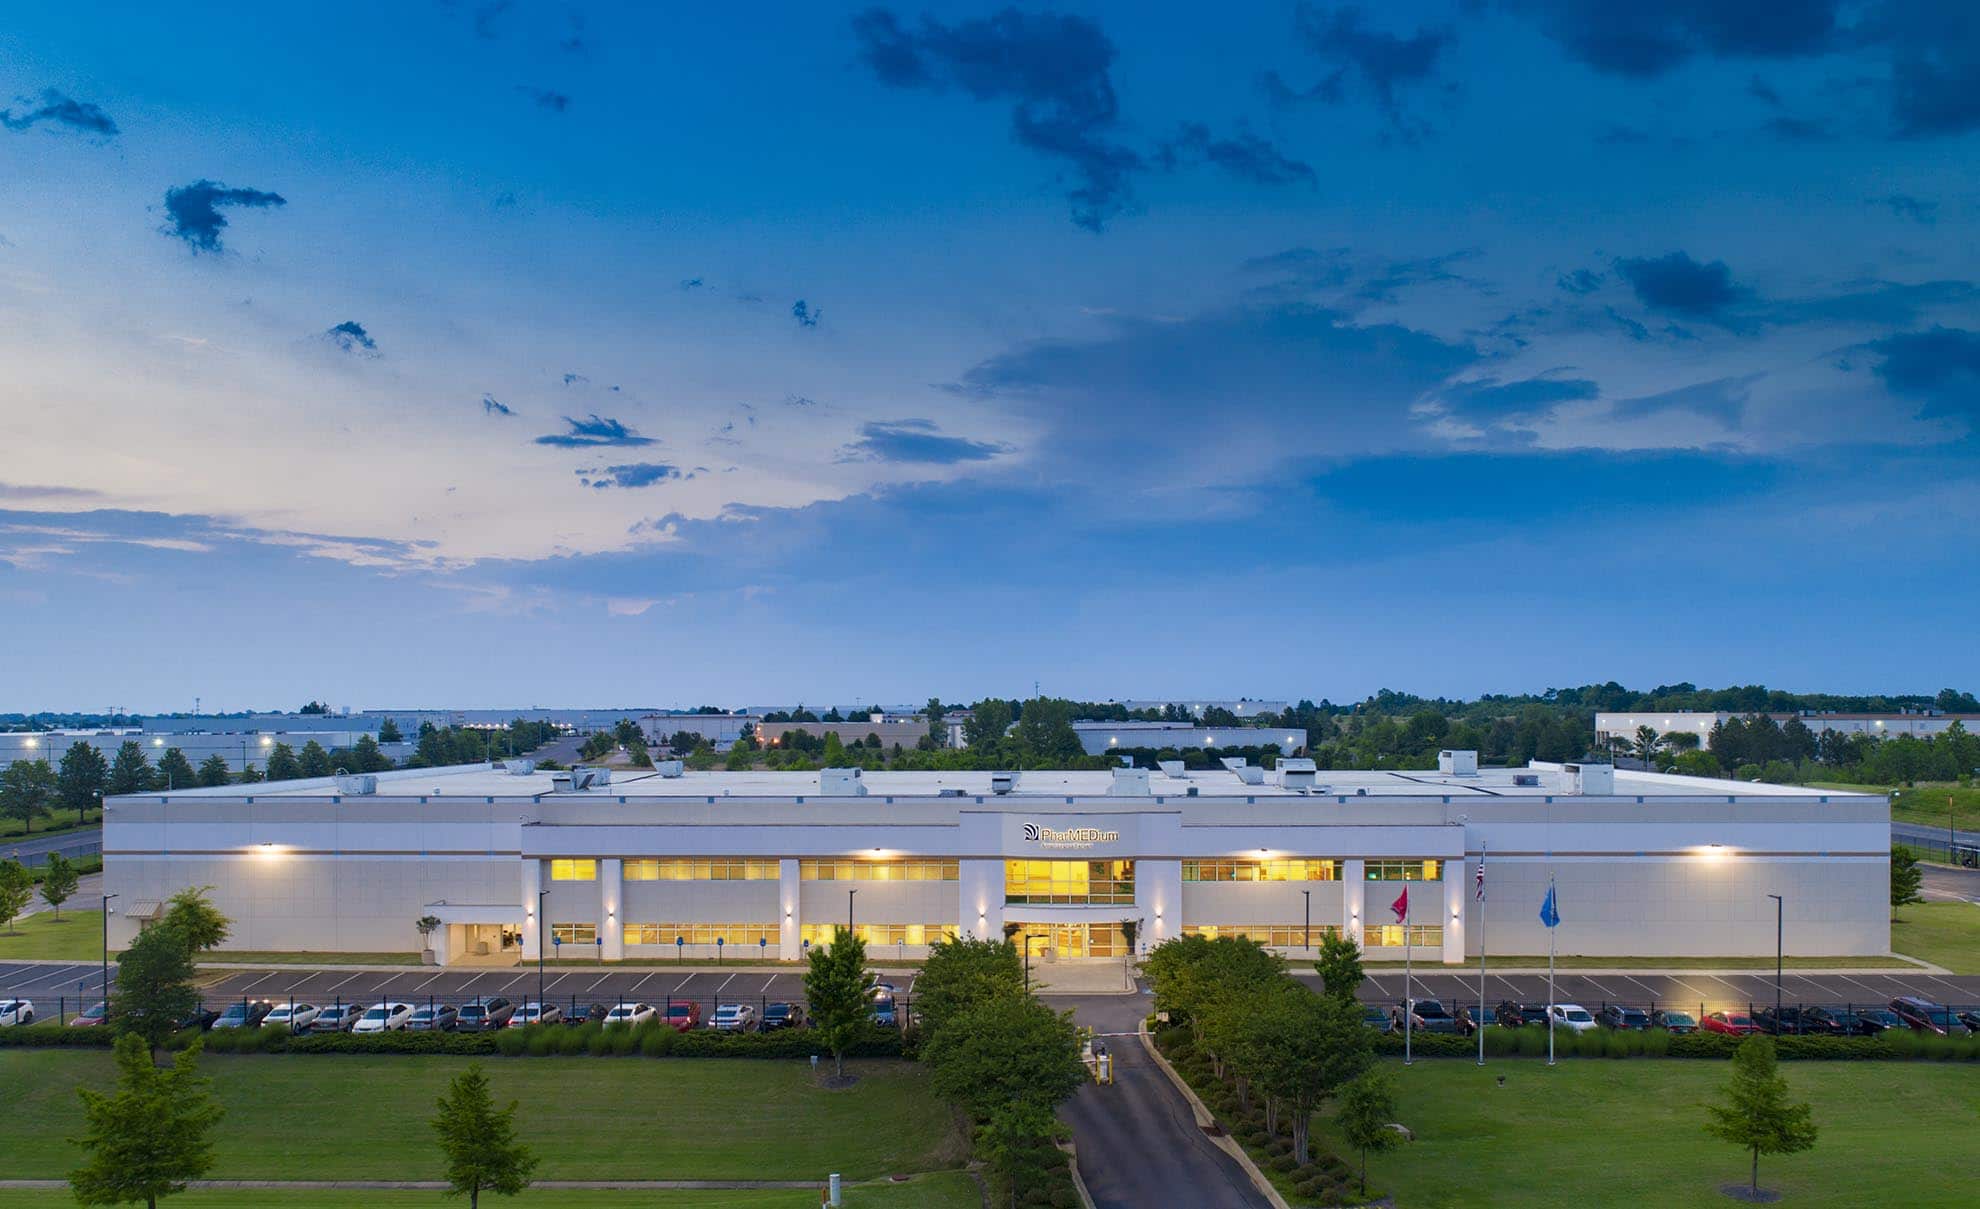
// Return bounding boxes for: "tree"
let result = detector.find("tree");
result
[236,763,263,784]
[0,859,33,935]
[298,699,329,714]
[108,741,157,796]
[416,914,443,955]
[69,1033,223,1209]
[923,996,1088,1121]
[0,758,57,834]
[803,927,875,1079]
[820,732,848,765]
[1632,726,1662,763]
[976,1100,1057,1209]
[964,699,1013,749]
[915,937,1024,1043]
[110,924,201,1061]
[1705,1035,1817,1198]
[1245,984,1372,1164]
[156,748,196,791]
[194,756,231,788]
[264,743,302,781]
[41,852,80,920]
[57,741,109,825]
[161,887,231,954]
[925,697,947,748]
[1335,1070,1401,1198]
[1890,846,1924,907]
[297,740,332,778]
[431,1064,538,1209]
[347,734,393,772]
[1313,932,1365,1001]
[377,716,404,744]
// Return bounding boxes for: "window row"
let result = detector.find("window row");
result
[1182,859,1341,883]
[625,922,777,946]
[799,923,960,946]
[1182,924,1345,946]
[1004,860,1136,905]
[800,859,959,882]
[626,859,777,881]
[549,922,597,945]
[1364,860,1442,882]
[1362,924,1444,948]
[549,859,596,882]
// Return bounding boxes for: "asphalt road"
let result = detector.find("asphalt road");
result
[3,826,101,867]
[1893,821,1979,848]
[1921,861,1980,903]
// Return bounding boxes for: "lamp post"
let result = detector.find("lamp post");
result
[847,888,857,935]
[1766,893,1783,1027]
[1301,889,1311,949]
[101,893,118,1005]
[536,889,548,1018]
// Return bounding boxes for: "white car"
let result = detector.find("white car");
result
[0,999,34,1027]
[352,1002,414,1034]
[711,1003,758,1031]
[509,1002,562,1028]
[1548,1003,1598,1033]
[264,1003,320,1032]
[603,1002,656,1027]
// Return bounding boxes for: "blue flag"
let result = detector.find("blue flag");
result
[1539,884,1560,929]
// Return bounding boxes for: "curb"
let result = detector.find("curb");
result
[1058,1138,1098,1209]
[1136,1018,1291,1209]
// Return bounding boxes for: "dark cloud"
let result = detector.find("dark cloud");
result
[1278,3,1454,133]
[1746,75,1783,106]
[0,481,101,500]
[161,180,287,253]
[517,86,570,112]
[851,6,1142,231]
[1156,124,1315,186]
[1593,123,1653,145]
[324,321,378,355]
[580,462,680,489]
[1557,268,1604,294]
[1613,251,1745,318]
[1607,375,1757,427]
[1869,326,1980,418]
[534,415,656,448]
[1508,0,1841,78]
[0,89,118,136]
[482,394,513,417]
[838,419,1011,465]
[1436,375,1599,423]
[1881,193,1938,224]
[791,299,820,328]
[1871,0,1980,136]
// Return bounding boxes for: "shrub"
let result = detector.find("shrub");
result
[640,1027,674,1057]
[1294,1176,1324,1198]
[1271,1154,1298,1173]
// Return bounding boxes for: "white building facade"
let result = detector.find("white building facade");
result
[102,761,1890,965]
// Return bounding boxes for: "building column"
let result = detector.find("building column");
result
[1443,860,1466,965]
[1136,859,1181,952]
[599,858,624,962]
[960,859,1004,942]
[520,859,542,960]
[1342,860,1365,950]
[779,858,801,960]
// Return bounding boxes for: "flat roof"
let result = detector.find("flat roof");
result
[126,762,1876,802]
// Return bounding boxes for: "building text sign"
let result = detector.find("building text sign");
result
[1023,822,1121,850]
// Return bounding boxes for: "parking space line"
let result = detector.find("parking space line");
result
[626,970,666,995]
[670,974,699,995]
[714,972,740,999]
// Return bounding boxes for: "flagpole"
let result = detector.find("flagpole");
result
[1403,865,1412,1068]
[1476,843,1486,1067]
[1546,873,1557,1068]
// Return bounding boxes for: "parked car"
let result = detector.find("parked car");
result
[1703,1011,1760,1036]
[761,1002,806,1031]
[264,1003,321,1032]
[179,1006,222,1032]
[662,1002,701,1032]
[212,1000,274,1030]
[1469,1004,1501,1031]
[1957,1009,1980,1034]
[1650,1009,1698,1033]
[1832,1007,1902,1036]
[871,982,899,1000]
[0,999,35,1027]
[1497,1000,1548,1028]
[1408,999,1461,1034]
[1548,1004,1598,1033]
[603,1002,656,1027]
[1755,1006,1843,1036]
[871,1000,898,1028]
[1889,997,1971,1036]
[1361,1005,1392,1032]
[311,1003,364,1032]
[568,1002,609,1027]
[352,1002,414,1034]
[457,998,515,1031]
[407,1005,458,1032]
[510,1002,563,1027]
[712,1003,758,1032]
[70,1001,109,1027]
[1598,1005,1651,1031]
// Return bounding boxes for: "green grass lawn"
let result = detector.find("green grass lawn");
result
[0,910,102,961]
[1890,784,1980,834]
[1891,901,1980,973]
[1363,954,1919,970]
[1311,1058,1978,1207]
[0,1175,980,1209]
[0,808,100,841]
[0,1052,967,1182]
[201,950,422,966]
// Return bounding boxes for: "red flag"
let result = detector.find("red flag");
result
[1390,886,1409,922]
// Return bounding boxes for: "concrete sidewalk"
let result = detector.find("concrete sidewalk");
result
[1032,960,1137,996]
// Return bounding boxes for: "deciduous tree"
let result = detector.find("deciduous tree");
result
[1335,1070,1401,1197]
[264,743,302,781]
[0,758,57,834]
[431,1064,538,1209]
[1247,983,1372,1164]
[1890,846,1924,907]
[923,996,1087,1121]
[156,748,196,791]
[1313,932,1365,1001]
[69,1033,223,1209]
[803,927,874,1079]
[0,859,33,935]
[914,936,1023,1043]
[41,852,80,920]
[1705,1035,1818,1198]
[109,925,200,1062]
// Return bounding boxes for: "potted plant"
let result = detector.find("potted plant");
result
[416,914,443,965]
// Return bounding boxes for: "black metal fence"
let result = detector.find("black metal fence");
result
[1381,998,1979,1036]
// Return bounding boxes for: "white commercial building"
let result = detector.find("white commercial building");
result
[102,758,1889,966]
[1070,721,1307,755]
[1597,711,1980,748]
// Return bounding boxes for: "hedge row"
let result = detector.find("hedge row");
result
[1374,1026,1980,1061]
[0,1021,906,1060]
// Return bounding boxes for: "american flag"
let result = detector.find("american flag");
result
[1475,856,1485,902]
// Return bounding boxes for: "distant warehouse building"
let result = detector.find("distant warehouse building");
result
[1071,721,1306,755]
[1596,711,1980,748]
[101,757,1889,965]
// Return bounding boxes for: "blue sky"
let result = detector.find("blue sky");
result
[3,1,1977,711]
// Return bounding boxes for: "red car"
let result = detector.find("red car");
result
[1703,1011,1759,1036]
[70,1001,109,1027]
[662,1002,701,1033]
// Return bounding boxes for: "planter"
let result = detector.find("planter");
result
[421,949,437,965]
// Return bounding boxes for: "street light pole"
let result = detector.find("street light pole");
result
[537,888,548,1018]
[101,893,118,1005]
[1302,889,1311,949]
[1766,893,1783,1027]
[847,888,857,935]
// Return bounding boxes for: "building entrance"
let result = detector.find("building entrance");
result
[1013,923,1130,960]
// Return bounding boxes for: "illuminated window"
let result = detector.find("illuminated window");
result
[1361,924,1443,948]
[549,922,597,945]
[623,859,778,881]
[799,859,959,881]
[1182,859,1341,883]
[799,923,959,946]
[549,859,597,882]
[625,922,777,946]
[1003,860,1135,905]
[1363,860,1441,882]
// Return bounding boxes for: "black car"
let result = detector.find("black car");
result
[1497,1001,1548,1028]
[1832,1007,1902,1036]
[565,1002,608,1026]
[1755,1006,1843,1036]
[212,1000,273,1029]
[1598,1005,1651,1031]
[178,1006,221,1032]
[1889,996,1969,1036]
[457,997,515,1031]
[761,1002,806,1031]
[1649,1009,1697,1033]
[1958,1009,1980,1034]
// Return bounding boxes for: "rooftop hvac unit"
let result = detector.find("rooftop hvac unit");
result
[555,767,612,792]
[1108,767,1151,796]
[990,771,1018,796]
[1562,762,1615,795]
[938,788,967,798]
[1219,757,1266,785]
[655,760,685,778]
[1275,758,1318,790]
[501,759,536,775]
[334,774,377,795]
[1157,760,1186,778]
[819,767,868,797]
[1437,749,1479,777]
[1512,773,1540,787]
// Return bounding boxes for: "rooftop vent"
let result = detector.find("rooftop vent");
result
[819,767,868,797]
[1437,749,1479,777]
[554,767,611,792]
[654,760,685,778]
[1512,773,1540,787]
[938,788,967,798]
[334,773,377,796]
[1109,767,1151,796]
[990,771,1018,796]
[1562,762,1615,795]
[1157,760,1186,778]
[1219,757,1265,785]
[1275,758,1318,791]
[501,759,536,776]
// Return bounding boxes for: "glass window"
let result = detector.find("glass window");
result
[625,922,777,946]
[549,859,596,882]
[549,922,597,944]
[1361,924,1443,948]
[1182,924,1343,947]
[799,859,958,881]
[1182,859,1341,883]
[1363,860,1442,882]
[1003,859,1135,905]
[622,859,777,881]
[799,923,959,946]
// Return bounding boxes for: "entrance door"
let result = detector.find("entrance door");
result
[1016,924,1089,960]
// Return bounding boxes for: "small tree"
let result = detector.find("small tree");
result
[1249,983,1372,1164]
[161,887,231,954]
[0,758,58,834]
[69,1033,224,1209]
[378,716,404,744]
[111,925,201,1062]
[976,1100,1056,1209]
[1313,931,1366,1001]
[57,741,109,825]
[194,756,231,788]
[1705,1034,1818,1198]
[1335,1070,1402,1197]
[264,743,302,781]
[107,741,157,797]
[155,749,197,791]
[41,852,80,920]
[0,859,33,935]
[803,927,875,1079]
[1890,846,1924,908]
[431,1064,538,1209]
[914,936,1023,1044]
